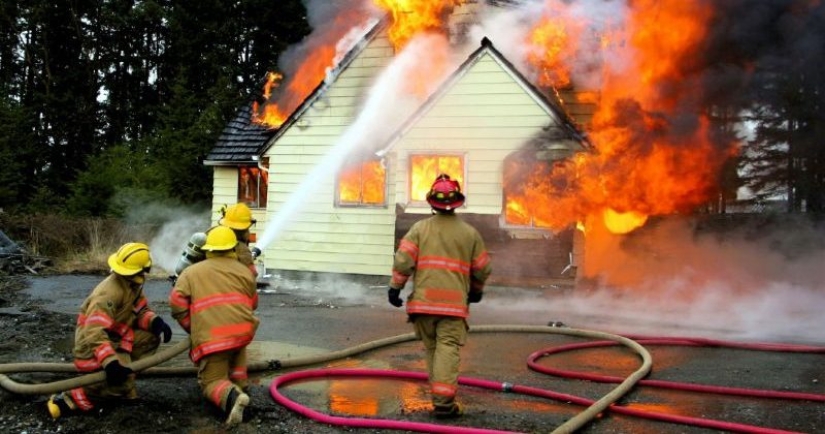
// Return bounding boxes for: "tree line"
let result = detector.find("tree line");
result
[0,0,309,217]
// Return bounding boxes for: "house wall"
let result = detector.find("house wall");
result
[389,52,560,216]
[260,34,398,276]
[385,50,576,286]
[254,37,577,284]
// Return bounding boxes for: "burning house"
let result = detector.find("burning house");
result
[205,0,745,289]
[204,1,595,287]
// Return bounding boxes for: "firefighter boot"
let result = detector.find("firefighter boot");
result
[47,393,77,419]
[433,401,464,419]
[224,388,249,426]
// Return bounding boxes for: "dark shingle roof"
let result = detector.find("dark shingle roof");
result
[204,102,274,164]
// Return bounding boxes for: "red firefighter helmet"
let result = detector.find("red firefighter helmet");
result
[426,174,465,211]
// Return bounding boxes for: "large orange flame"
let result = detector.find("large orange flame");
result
[512,0,739,234]
[372,0,466,50]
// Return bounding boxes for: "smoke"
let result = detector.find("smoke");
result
[491,215,825,343]
[148,211,210,275]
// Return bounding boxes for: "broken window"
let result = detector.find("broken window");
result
[409,154,465,204]
[337,159,386,207]
[238,163,268,209]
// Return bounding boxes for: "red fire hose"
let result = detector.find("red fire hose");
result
[269,331,824,434]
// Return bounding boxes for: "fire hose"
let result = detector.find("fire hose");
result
[1,325,823,433]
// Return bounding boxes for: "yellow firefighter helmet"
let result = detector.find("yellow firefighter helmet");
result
[219,203,256,230]
[201,226,238,252]
[108,242,152,276]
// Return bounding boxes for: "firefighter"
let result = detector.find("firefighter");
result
[173,203,260,279]
[169,226,259,426]
[47,242,173,419]
[216,203,260,278]
[387,174,492,418]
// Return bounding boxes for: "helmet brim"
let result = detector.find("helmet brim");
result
[219,218,252,230]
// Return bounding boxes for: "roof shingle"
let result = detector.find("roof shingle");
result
[205,102,273,164]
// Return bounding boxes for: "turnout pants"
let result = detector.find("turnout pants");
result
[197,347,249,411]
[412,315,468,408]
[69,330,160,411]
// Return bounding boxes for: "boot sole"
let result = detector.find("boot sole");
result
[225,392,250,426]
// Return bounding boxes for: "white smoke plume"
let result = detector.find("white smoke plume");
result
[145,209,210,275]
[489,216,825,343]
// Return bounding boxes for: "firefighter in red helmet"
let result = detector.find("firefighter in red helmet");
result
[387,174,492,418]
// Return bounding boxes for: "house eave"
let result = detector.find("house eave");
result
[203,159,259,167]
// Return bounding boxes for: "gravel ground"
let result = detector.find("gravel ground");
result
[1,273,824,434]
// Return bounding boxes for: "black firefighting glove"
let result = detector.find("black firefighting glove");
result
[468,291,483,303]
[151,317,173,343]
[104,360,134,386]
[388,287,403,308]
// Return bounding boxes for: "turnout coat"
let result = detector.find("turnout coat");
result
[391,213,492,318]
[73,274,161,372]
[170,255,259,363]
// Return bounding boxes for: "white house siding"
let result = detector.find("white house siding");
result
[390,52,561,216]
[260,34,398,276]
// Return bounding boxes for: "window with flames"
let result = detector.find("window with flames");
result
[337,159,386,206]
[238,163,268,209]
[409,154,465,205]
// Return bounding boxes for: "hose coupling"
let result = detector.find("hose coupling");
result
[268,360,283,371]
[501,382,514,392]
[547,321,566,328]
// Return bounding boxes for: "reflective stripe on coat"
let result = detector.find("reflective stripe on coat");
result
[391,214,492,318]
[72,273,159,371]
[170,255,258,363]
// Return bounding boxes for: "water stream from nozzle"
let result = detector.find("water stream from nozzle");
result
[253,38,432,252]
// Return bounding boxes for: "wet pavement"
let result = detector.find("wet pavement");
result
[22,274,825,433]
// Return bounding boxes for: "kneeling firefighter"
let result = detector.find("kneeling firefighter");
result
[47,243,174,419]
[169,226,259,426]
[173,203,261,280]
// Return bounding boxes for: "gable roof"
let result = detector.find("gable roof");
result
[375,37,589,157]
[207,13,590,165]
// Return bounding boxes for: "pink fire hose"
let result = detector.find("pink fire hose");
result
[269,328,825,434]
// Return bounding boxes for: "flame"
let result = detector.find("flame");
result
[513,0,738,234]
[372,0,466,50]
[252,8,371,128]
[253,43,337,128]
[526,4,581,89]
[371,1,458,98]
[253,1,462,128]
[410,155,463,202]
[338,160,386,205]
[602,208,647,235]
